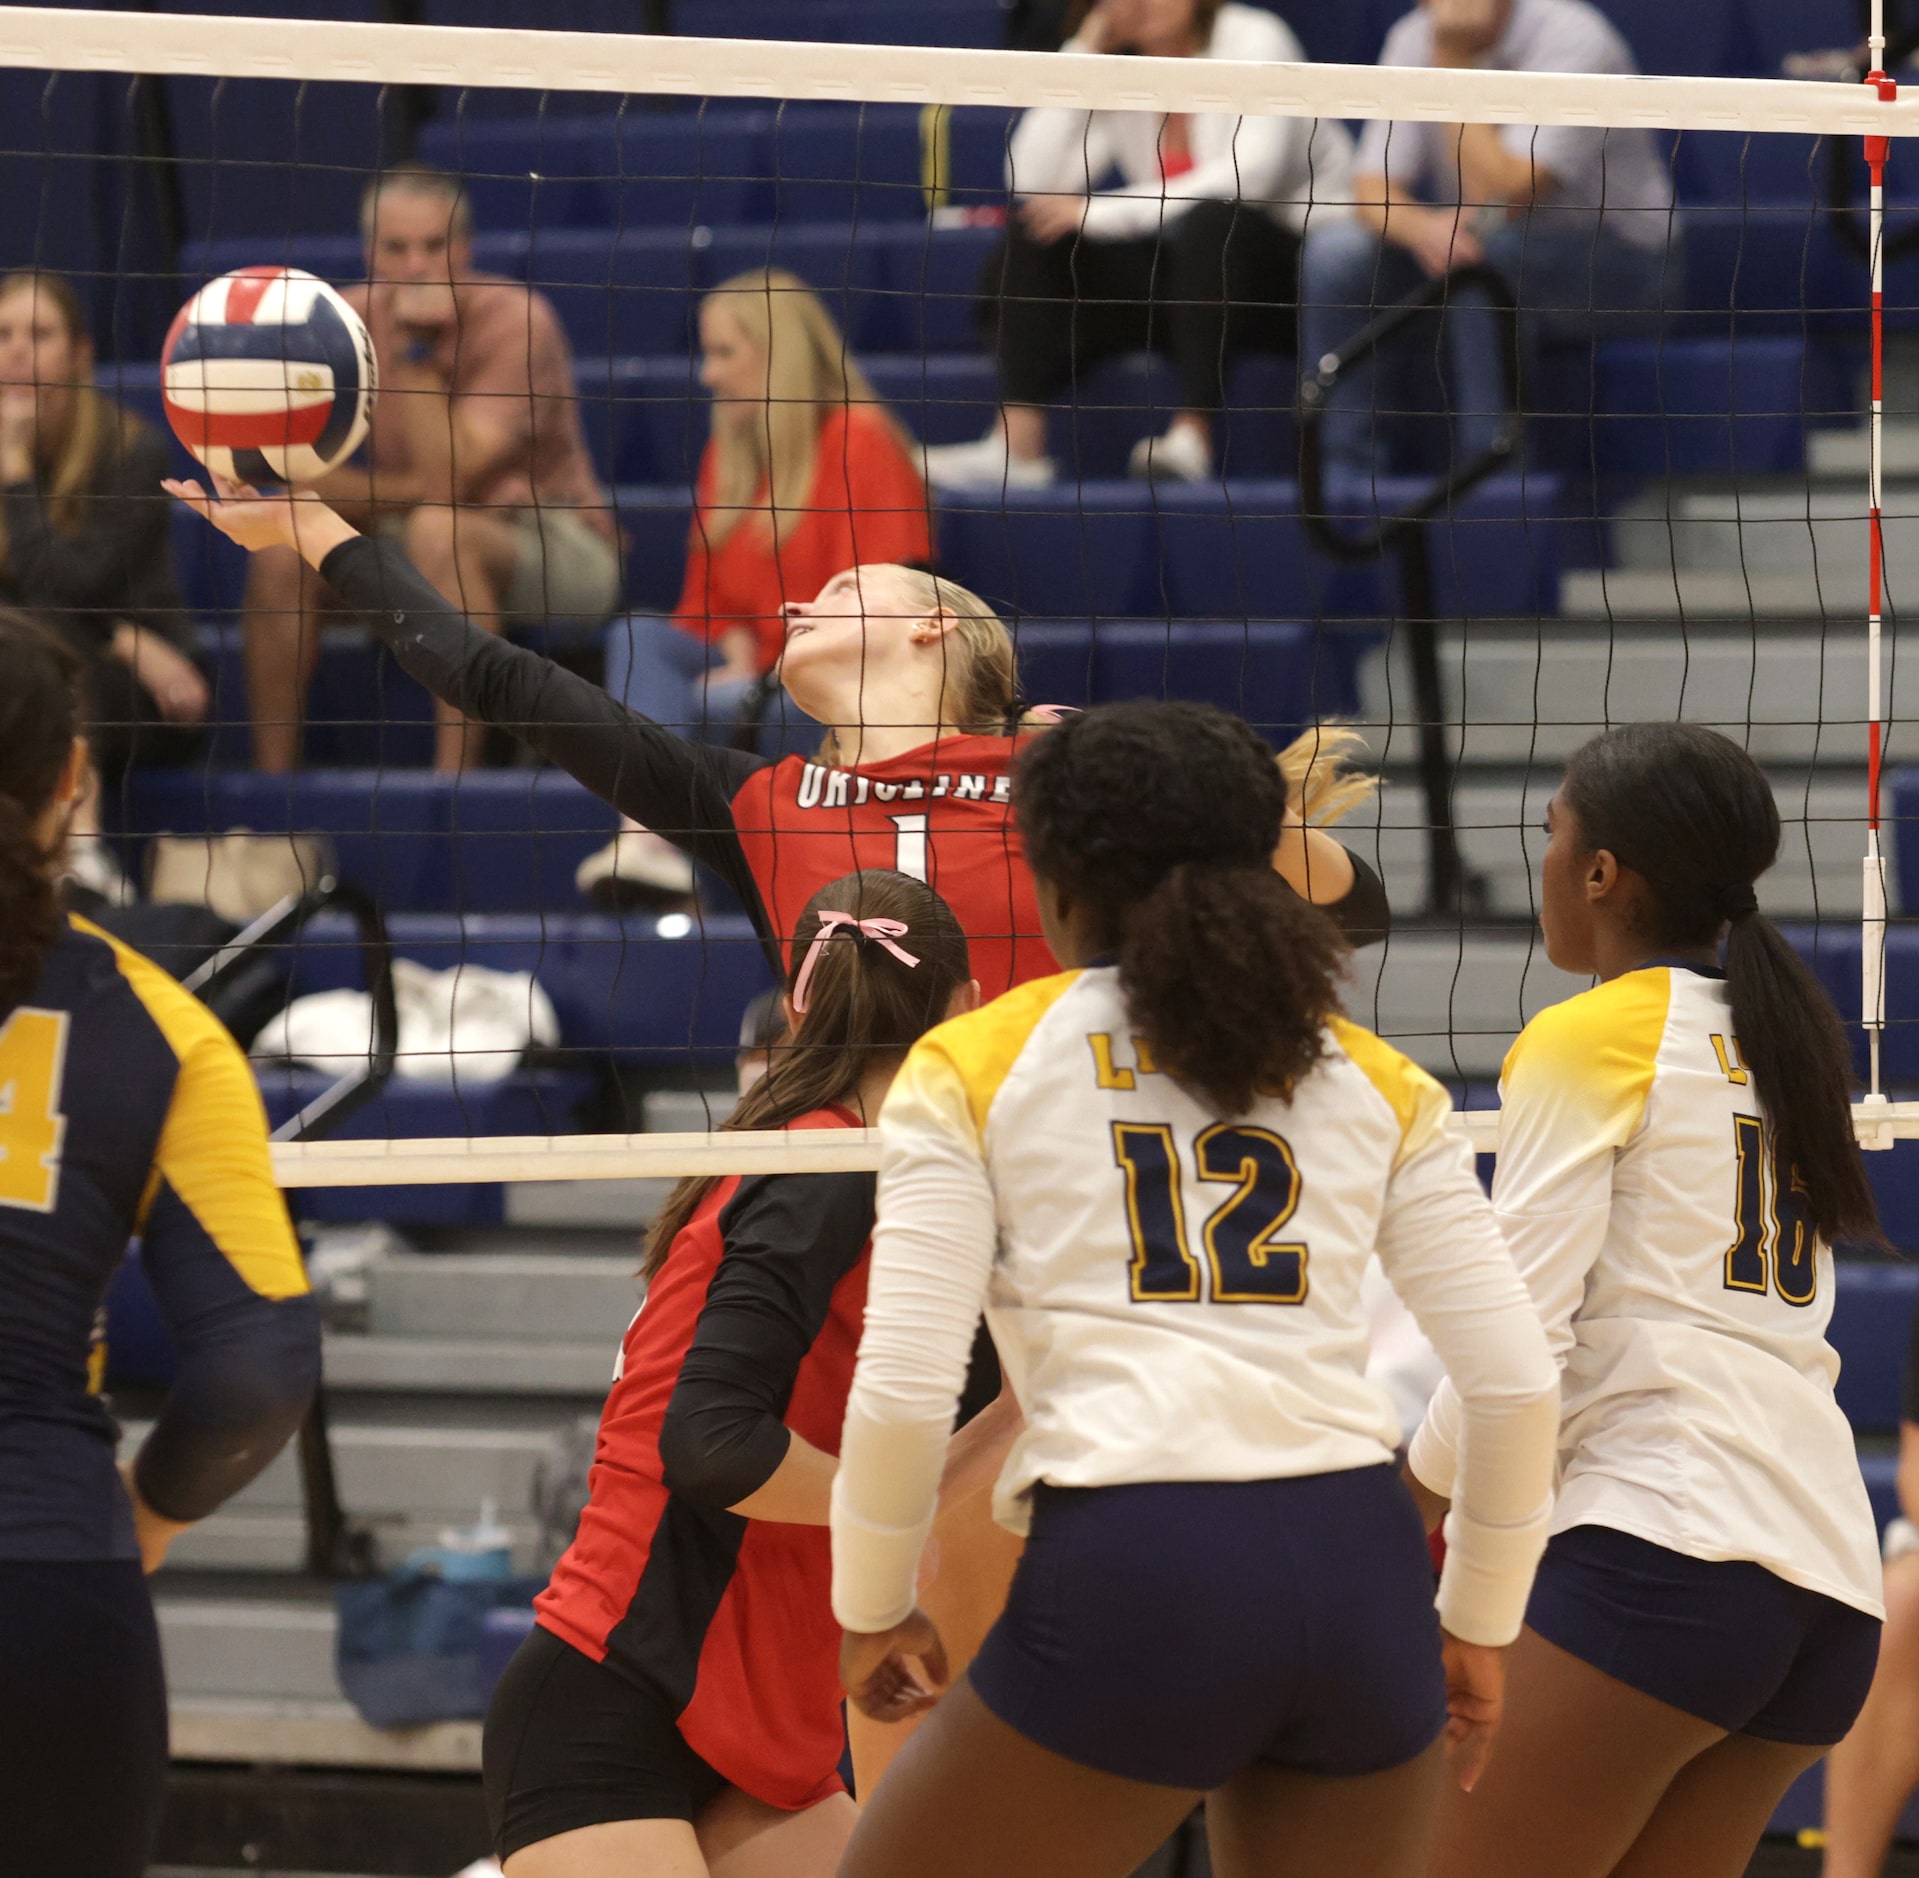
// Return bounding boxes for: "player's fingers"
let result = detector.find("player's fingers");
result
[916,1631,950,1691]
[1444,1712,1496,1793]
[161,477,210,512]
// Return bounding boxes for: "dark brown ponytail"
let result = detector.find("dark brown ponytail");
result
[0,610,83,1019]
[640,869,971,1281]
[1014,700,1349,1116]
[1562,722,1878,1243]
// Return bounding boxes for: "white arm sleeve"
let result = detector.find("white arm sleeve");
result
[1409,992,1648,1504]
[1375,1083,1559,1646]
[831,1044,999,1634]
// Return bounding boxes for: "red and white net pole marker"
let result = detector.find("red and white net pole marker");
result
[1864,0,1897,1147]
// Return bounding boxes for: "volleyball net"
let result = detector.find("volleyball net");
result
[1,2,1915,1195]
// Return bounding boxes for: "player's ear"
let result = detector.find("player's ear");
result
[946,978,983,1020]
[912,604,960,646]
[1585,846,1621,903]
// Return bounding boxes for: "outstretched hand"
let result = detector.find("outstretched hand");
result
[163,472,358,565]
[841,1607,950,1724]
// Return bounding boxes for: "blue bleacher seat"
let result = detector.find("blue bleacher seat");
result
[1832,1261,1919,1433]
[1880,770,1919,913]
[1008,619,1346,738]
[1593,0,1741,76]
[274,910,772,1058]
[1582,335,1846,479]
[418,109,771,235]
[1779,920,1919,1083]
[125,771,622,913]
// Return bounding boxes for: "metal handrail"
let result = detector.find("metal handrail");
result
[1297,261,1526,556]
[1296,262,1526,917]
[186,872,398,1577]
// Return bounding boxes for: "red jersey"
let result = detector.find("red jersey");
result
[534,1107,872,1811]
[729,733,1056,1000]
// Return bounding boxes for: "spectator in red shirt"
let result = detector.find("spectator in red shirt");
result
[584,267,932,900]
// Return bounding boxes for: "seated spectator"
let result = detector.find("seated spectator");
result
[1820,1299,1919,1878]
[243,164,620,773]
[0,269,205,898]
[579,268,931,904]
[1299,0,1674,483]
[923,0,1351,491]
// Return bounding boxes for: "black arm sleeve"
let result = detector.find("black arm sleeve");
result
[1323,851,1391,949]
[132,1182,322,1524]
[4,431,187,652]
[657,1169,877,1511]
[319,534,769,908]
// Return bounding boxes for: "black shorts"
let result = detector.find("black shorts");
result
[1528,1524,1883,1746]
[969,1467,1448,1790]
[0,1556,169,1878]
[483,1623,728,1861]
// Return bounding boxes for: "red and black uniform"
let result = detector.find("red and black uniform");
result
[484,1107,874,1859]
[323,536,1390,989]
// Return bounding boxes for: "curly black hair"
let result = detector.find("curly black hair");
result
[1014,700,1349,1115]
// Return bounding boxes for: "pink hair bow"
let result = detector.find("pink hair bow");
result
[791,911,920,1014]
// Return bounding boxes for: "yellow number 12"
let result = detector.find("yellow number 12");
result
[0,1008,70,1214]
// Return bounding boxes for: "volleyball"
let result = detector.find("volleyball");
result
[161,266,377,485]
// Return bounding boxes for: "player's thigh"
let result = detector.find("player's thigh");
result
[1207,1735,1446,1878]
[697,1787,856,1878]
[503,1817,706,1878]
[1426,1627,1725,1878]
[0,1558,169,1878]
[840,1675,1200,1878]
[1608,1731,1826,1878]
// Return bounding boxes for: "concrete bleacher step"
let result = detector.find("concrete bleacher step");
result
[320,1333,614,1397]
[1808,420,1919,477]
[1356,620,1910,766]
[1559,565,1861,620]
[167,1694,480,1772]
[158,1589,341,1703]
[1610,483,1919,584]
[1350,768,1874,921]
[367,1252,638,1343]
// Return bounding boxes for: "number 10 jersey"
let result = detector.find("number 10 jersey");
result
[1412,963,1883,1619]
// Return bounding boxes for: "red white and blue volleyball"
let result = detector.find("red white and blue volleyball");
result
[161,267,377,485]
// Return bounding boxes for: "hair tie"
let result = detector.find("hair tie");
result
[791,910,920,1014]
[1719,883,1759,923]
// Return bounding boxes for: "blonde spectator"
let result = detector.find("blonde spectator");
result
[580,268,932,904]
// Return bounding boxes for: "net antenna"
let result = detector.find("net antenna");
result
[1863,0,1898,1150]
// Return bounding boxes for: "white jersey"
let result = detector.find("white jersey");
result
[832,967,1559,1646]
[1411,965,1883,1619]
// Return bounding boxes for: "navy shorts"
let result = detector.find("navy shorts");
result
[969,1466,1447,1790]
[1527,1524,1882,1746]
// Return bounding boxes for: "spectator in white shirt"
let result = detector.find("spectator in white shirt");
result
[923,0,1351,490]
[1300,0,1675,480]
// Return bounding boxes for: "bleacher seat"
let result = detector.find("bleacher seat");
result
[124,770,622,912]
[1832,1261,1919,1435]
[272,909,772,1059]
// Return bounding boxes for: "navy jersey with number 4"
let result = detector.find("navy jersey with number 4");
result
[0,915,319,1560]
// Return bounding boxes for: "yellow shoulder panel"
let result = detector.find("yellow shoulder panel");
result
[78,917,308,1302]
[908,968,1082,1140]
[1329,1015,1454,1163]
[1501,967,1671,1143]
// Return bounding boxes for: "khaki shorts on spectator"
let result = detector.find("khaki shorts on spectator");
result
[371,506,623,629]
[501,507,623,628]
